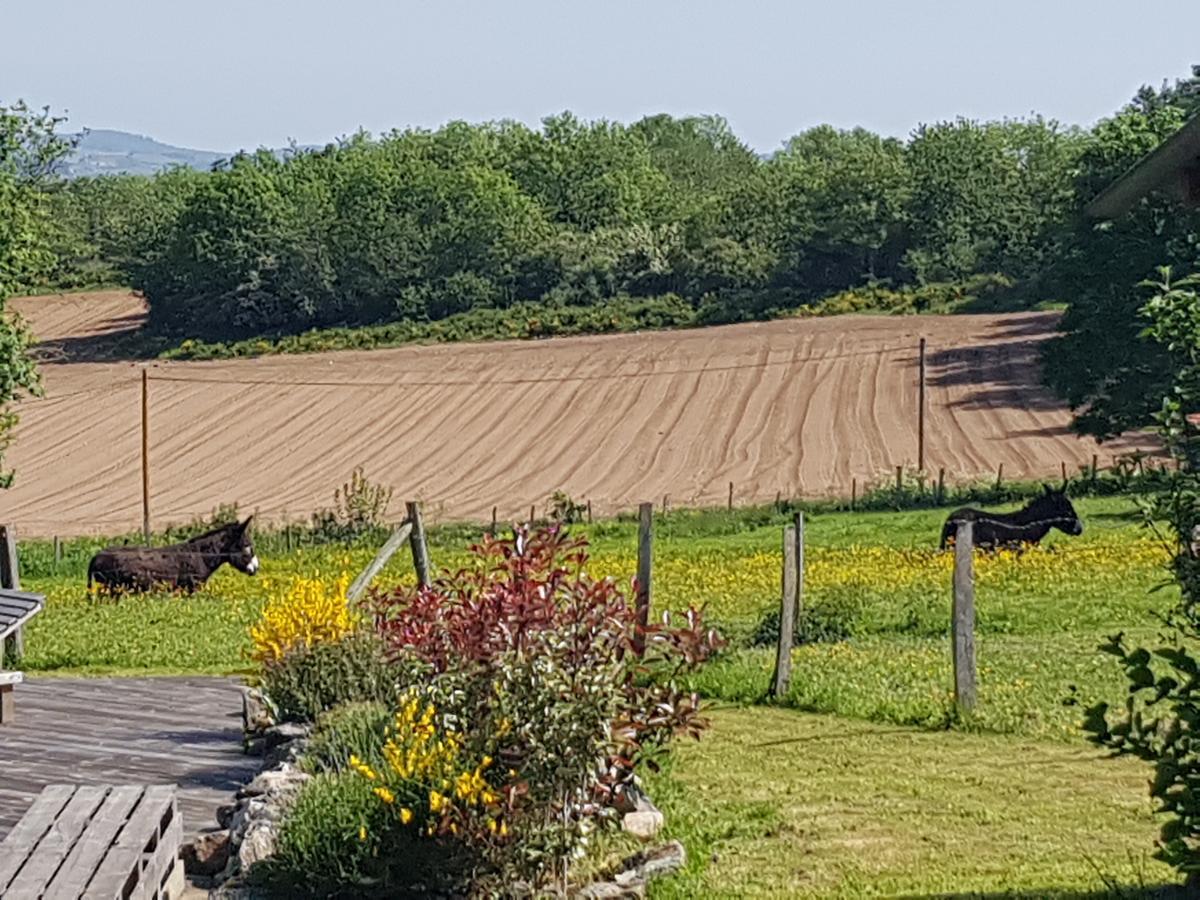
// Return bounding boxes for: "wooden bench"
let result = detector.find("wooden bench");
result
[0,784,185,899]
[0,588,45,724]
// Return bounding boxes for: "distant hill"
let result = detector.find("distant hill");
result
[60,129,325,178]
[60,129,228,177]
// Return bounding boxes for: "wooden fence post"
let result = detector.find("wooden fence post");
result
[937,468,946,505]
[995,463,1003,489]
[53,536,62,568]
[490,505,498,536]
[634,502,653,657]
[529,504,536,525]
[918,337,927,472]
[896,465,903,492]
[347,520,415,603]
[952,520,977,713]
[771,523,797,698]
[586,500,593,524]
[1061,460,1068,484]
[662,494,669,515]
[1091,454,1099,485]
[141,367,151,543]
[851,478,857,510]
[406,501,431,588]
[728,481,734,511]
[0,525,21,661]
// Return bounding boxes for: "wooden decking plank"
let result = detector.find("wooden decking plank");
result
[42,785,144,900]
[0,783,75,889]
[6,784,109,897]
[0,677,261,844]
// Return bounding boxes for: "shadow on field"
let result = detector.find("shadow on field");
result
[900,888,1187,900]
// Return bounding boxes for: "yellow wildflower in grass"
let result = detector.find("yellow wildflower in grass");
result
[249,571,355,664]
[373,786,396,804]
[400,807,414,824]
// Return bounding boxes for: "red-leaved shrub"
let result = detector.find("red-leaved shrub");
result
[365,525,722,886]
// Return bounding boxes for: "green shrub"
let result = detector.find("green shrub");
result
[260,632,396,723]
[260,772,473,898]
[751,595,862,647]
[302,701,392,775]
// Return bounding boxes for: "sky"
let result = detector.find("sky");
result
[3,0,1199,154]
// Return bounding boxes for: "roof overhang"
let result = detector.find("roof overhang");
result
[1084,113,1200,220]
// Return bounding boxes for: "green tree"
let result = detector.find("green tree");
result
[1084,269,1200,887]
[0,101,62,485]
[904,117,1082,283]
[1046,101,1200,440]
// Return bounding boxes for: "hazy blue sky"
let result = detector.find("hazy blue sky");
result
[4,0,1198,153]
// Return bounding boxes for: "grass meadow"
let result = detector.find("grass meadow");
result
[10,495,1187,895]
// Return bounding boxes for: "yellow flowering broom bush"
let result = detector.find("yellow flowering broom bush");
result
[250,571,356,664]
[249,571,395,722]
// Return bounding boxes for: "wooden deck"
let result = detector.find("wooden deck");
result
[0,676,261,842]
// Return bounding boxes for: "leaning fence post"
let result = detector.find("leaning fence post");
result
[347,520,414,603]
[952,519,977,713]
[0,525,21,660]
[634,502,653,657]
[406,501,431,588]
[771,514,804,698]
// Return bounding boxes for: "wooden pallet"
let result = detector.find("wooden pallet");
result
[0,784,185,899]
[0,589,45,725]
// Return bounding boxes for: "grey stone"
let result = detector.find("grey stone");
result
[576,881,644,899]
[241,688,272,734]
[637,841,686,880]
[263,722,310,750]
[237,820,278,869]
[621,809,664,841]
[182,829,231,877]
[237,765,310,800]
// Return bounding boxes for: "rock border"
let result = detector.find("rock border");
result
[188,687,685,898]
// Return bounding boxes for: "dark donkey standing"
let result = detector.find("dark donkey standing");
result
[87,517,260,594]
[939,485,1084,552]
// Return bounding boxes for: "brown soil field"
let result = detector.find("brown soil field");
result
[0,291,1159,537]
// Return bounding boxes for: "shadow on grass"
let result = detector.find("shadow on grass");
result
[898,888,1186,900]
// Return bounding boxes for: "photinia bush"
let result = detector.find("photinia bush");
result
[364,524,723,888]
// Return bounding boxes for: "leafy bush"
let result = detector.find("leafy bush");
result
[311,468,394,542]
[549,489,588,524]
[752,596,861,647]
[259,632,395,723]
[301,701,392,775]
[1084,270,1200,885]
[262,771,473,898]
[359,525,723,889]
[250,572,356,665]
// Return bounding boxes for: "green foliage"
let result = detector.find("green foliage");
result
[310,468,394,542]
[259,631,395,723]
[1085,270,1200,885]
[157,294,697,360]
[1047,91,1200,440]
[905,117,1083,283]
[548,489,587,524]
[262,771,472,898]
[0,100,68,485]
[301,701,392,775]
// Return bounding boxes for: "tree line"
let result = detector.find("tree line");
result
[6,64,1200,449]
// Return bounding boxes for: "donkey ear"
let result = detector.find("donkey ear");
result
[240,516,254,531]
[1043,483,1053,495]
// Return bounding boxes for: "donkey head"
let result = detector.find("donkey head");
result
[1036,484,1083,536]
[223,517,260,575]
